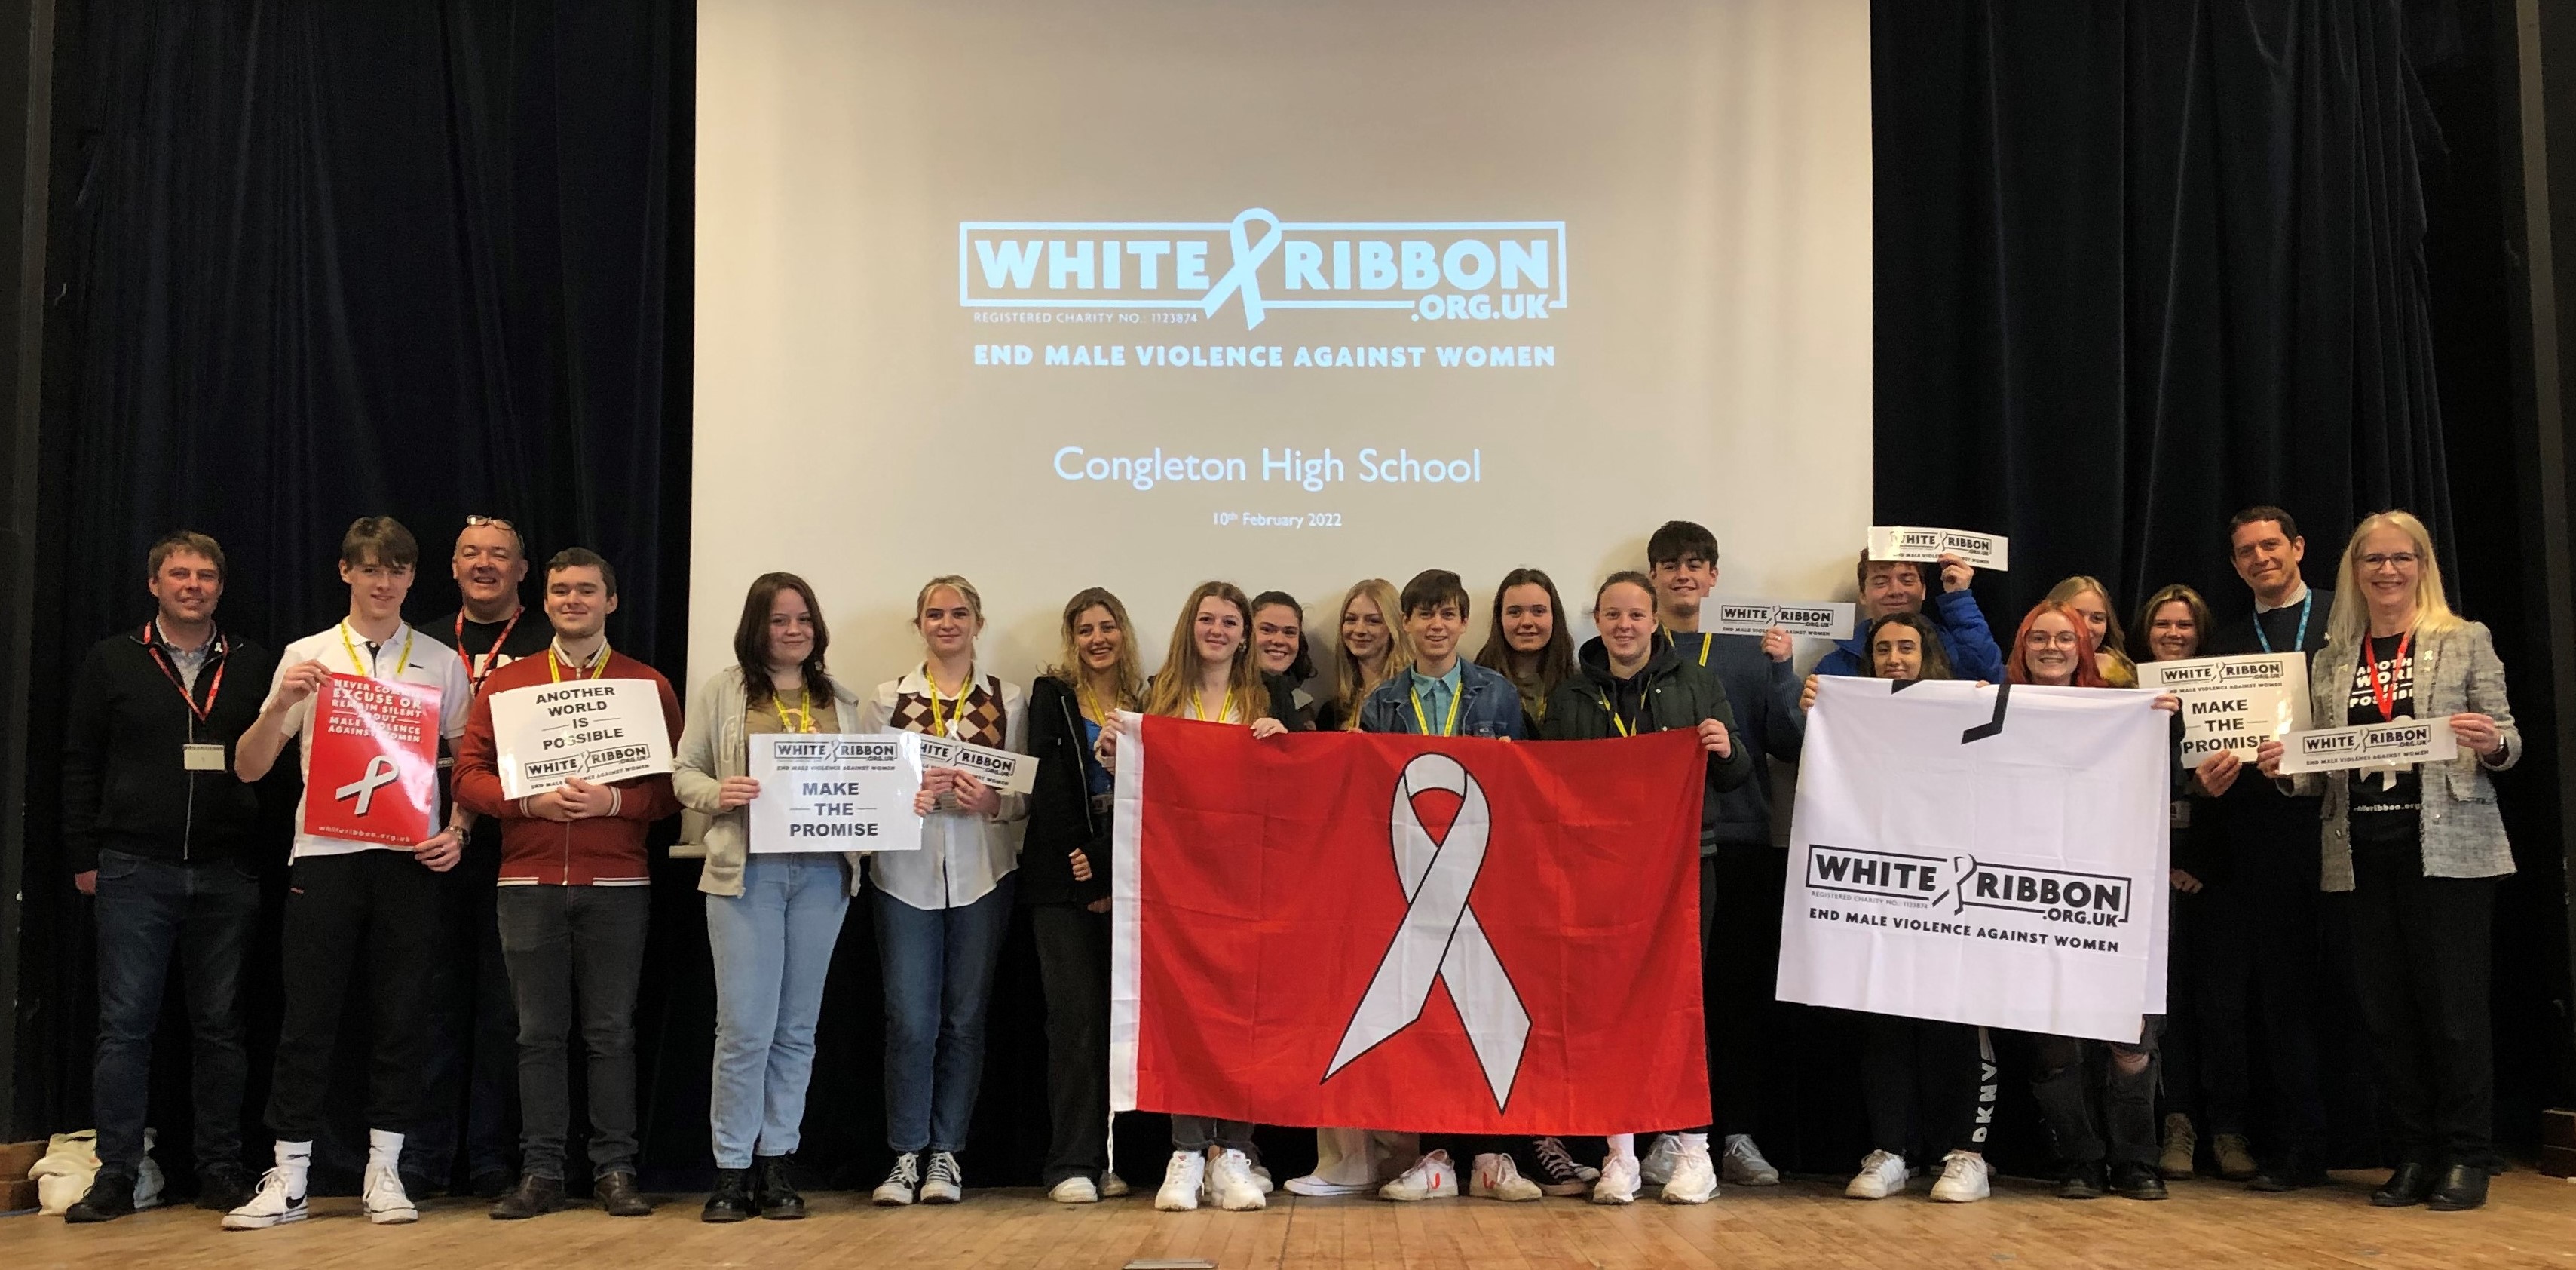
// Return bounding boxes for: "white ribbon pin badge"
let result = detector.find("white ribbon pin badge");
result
[335,754,400,815]
[1325,752,1532,1109]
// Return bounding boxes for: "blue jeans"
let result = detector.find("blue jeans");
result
[92,848,261,1180]
[706,854,850,1170]
[874,876,1015,1154]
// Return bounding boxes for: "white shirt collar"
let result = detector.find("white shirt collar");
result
[2255,580,2310,614]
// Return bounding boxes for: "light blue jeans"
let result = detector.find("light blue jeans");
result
[874,876,1016,1153]
[706,854,850,1169]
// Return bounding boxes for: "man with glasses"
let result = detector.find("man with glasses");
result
[404,515,553,1199]
[2193,506,2339,1193]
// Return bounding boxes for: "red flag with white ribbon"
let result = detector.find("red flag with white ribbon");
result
[1109,716,1709,1134]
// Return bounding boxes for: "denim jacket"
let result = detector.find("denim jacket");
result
[1357,661,1527,738]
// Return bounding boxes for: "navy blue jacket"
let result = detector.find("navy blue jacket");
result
[1814,588,2008,683]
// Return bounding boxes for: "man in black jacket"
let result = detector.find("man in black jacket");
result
[61,532,277,1222]
[2196,506,2339,1191]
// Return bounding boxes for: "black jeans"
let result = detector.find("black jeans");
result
[90,849,262,1180]
[1707,845,1788,1143]
[2239,835,2333,1163]
[403,831,519,1183]
[496,885,651,1180]
[1032,903,1111,1185]
[2344,845,2496,1166]
[2161,879,2251,1137]
[265,851,443,1140]
[1859,1014,1992,1161]
[2030,1023,2160,1169]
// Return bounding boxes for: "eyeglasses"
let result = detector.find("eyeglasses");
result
[2024,631,2082,649]
[2360,552,2419,571]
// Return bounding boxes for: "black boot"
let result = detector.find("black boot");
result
[64,1173,136,1223]
[2247,1151,2328,1192]
[755,1155,807,1220]
[2372,1161,2437,1207]
[2109,1162,2168,1201]
[2057,1161,2106,1200]
[490,1173,565,1220]
[2427,1163,2489,1212]
[701,1167,760,1222]
[196,1161,256,1213]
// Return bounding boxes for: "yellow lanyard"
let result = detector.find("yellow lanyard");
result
[338,622,413,679]
[925,665,973,737]
[1191,687,1236,722]
[1409,679,1464,736]
[1079,683,1111,728]
[546,640,610,682]
[770,688,815,733]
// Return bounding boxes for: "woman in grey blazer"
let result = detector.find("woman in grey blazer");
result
[2258,511,2518,1213]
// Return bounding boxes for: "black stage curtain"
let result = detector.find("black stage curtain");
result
[11,0,2563,1194]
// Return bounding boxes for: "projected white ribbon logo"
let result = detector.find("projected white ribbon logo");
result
[335,754,400,816]
[1325,752,1532,1109]
[1199,207,1285,330]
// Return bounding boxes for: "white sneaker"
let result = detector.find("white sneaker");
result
[360,1161,418,1225]
[1721,1133,1781,1186]
[1377,1151,1460,1201]
[1049,1176,1100,1204]
[1155,1151,1205,1212]
[918,1151,963,1204]
[1100,1170,1130,1198]
[1285,1130,1379,1197]
[1469,1153,1542,1202]
[1929,1150,1991,1204]
[1250,1163,1275,1195]
[1638,1133,1679,1186]
[1845,1149,1910,1200]
[1661,1140,1718,1205]
[1591,1154,1641,1205]
[221,1168,308,1230]
[1207,1149,1267,1211]
[872,1152,920,1206]
[1530,1137,1600,1197]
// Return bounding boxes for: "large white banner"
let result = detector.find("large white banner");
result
[1778,678,2170,1043]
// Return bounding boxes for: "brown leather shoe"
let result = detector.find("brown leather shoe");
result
[491,1173,565,1220]
[596,1170,654,1218]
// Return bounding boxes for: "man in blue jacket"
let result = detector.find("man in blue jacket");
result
[1357,569,1524,740]
[1813,551,2006,682]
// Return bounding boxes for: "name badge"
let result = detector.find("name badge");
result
[182,743,228,772]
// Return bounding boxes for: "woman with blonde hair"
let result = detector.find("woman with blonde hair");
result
[2259,511,2518,1211]
[1022,587,1144,1204]
[1313,578,1411,732]
[2047,575,2139,688]
[861,575,1030,1209]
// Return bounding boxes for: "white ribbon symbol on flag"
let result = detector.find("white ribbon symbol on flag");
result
[335,754,400,815]
[1199,207,1284,330]
[1325,753,1531,1109]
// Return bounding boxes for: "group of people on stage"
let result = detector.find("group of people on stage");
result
[53,502,2520,1231]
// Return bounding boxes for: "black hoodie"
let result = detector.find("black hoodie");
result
[1540,632,1754,850]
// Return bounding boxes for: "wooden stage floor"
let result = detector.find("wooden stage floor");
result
[5,1168,2574,1268]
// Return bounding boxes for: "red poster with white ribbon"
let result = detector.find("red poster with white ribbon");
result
[1109,718,1708,1135]
[301,672,442,847]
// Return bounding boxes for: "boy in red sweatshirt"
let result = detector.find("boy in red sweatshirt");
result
[452,548,682,1220]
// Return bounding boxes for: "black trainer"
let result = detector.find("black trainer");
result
[196,1161,256,1213]
[64,1173,136,1223]
[701,1167,760,1223]
[2109,1162,2168,1201]
[755,1155,807,1220]
[2057,1161,2106,1200]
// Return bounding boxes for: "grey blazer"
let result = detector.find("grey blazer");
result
[2286,620,2520,891]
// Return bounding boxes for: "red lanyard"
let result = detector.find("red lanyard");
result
[458,609,523,692]
[2365,629,2413,722]
[141,622,225,724]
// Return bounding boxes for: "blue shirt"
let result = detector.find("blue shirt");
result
[1406,662,1466,736]
[1079,716,1112,797]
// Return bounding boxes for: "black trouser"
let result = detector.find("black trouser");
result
[496,885,650,1181]
[2344,845,2496,1167]
[1033,902,1112,1185]
[2030,1024,2160,1169]
[2238,837,2332,1163]
[265,851,443,1140]
[2161,878,2250,1137]
[1859,1014,1991,1161]
[403,831,519,1183]
[90,848,262,1180]
[1708,844,1787,1143]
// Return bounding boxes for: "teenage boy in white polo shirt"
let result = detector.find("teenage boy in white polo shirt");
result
[222,517,476,1229]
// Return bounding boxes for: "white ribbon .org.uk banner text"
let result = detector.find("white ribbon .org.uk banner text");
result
[1778,678,2170,1044]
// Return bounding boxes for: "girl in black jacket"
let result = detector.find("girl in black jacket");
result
[1023,587,1144,1204]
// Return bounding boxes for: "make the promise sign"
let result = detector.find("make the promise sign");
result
[747,733,927,852]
